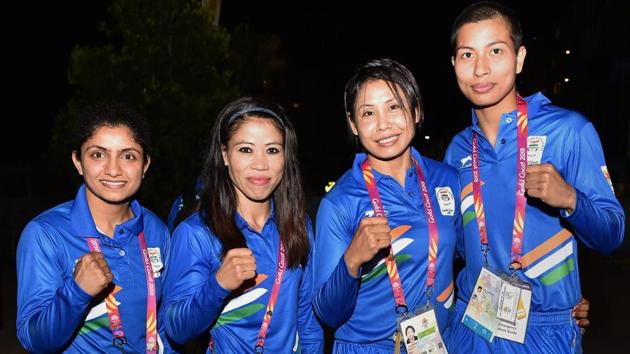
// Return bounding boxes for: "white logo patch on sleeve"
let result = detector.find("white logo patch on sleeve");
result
[527,136,547,165]
[435,187,455,216]
[601,165,614,192]
[148,247,164,278]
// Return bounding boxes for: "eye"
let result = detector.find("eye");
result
[238,146,253,153]
[267,147,281,154]
[389,103,401,111]
[361,110,375,118]
[122,153,137,161]
[490,48,502,55]
[90,151,105,159]
[460,51,473,59]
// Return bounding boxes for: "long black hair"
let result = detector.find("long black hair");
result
[199,97,308,268]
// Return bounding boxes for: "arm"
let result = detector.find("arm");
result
[16,221,94,353]
[526,122,624,254]
[311,198,360,328]
[162,221,231,344]
[297,221,323,354]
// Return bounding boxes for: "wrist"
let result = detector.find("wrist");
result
[343,253,360,277]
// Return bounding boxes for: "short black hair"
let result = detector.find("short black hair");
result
[451,1,523,54]
[74,101,150,159]
[344,58,423,127]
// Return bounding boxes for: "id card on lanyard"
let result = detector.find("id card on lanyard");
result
[86,233,158,354]
[361,158,447,354]
[461,96,532,344]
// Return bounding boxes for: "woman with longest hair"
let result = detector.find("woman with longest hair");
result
[162,97,322,353]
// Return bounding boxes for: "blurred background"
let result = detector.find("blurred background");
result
[2,0,629,352]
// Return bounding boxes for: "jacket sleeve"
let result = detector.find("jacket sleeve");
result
[311,197,360,329]
[297,221,323,353]
[560,122,625,254]
[162,221,230,344]
[16,221,94,353]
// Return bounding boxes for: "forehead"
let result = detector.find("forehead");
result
[356,80,404,103]
[455,18,513,48]
[84,125,138,145]
[229,117,283,142]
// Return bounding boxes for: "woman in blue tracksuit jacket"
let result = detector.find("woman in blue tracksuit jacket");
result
[16,102,173,353]
[312,59,462,353]
[162,97,322,353]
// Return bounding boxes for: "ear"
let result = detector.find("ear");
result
[451,56,455,67]
[142,155,151,178]
[414,107,422,125]
[516,45,527,74]
[221,145,229,166]
[347,114,358,136]
[71,151,83,176]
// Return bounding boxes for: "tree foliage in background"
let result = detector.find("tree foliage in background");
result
[51,0,239,216]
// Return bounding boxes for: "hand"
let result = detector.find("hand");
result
[74,252,114,296]
[572,297,590,335]
[526,164,576,212]
[215,248,257,291]
[344,217,391,277]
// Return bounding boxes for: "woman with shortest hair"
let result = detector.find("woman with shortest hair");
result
[312,59,460,353]
[162,97,322,353]
[16,102,173,353]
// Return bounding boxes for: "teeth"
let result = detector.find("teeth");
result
[378,136,397,143]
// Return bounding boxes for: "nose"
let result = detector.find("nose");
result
[473,56,490,78]
[251,151,269,171]
[376,111,393,131]
[105,157,123,177]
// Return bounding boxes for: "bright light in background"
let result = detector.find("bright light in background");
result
[424,135,430,140]
[565,49,571,55]
[564,77,570,82]
[324,181,335,193]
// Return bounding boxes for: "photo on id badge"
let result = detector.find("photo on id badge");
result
[400,312,447,354]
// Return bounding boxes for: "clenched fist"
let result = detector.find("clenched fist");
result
[74,252,114,296]
[344,217,391,277]
[526,163,577,212]
[216,248,257,291]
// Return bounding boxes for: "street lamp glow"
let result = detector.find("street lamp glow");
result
[424,135,430,140]
[565,49,571,55]
[564,77,570,83]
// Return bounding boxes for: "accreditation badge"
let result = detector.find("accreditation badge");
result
[462,267,502,342]
[399,305,447,354]
[147,247,164,278]
[495,278,532,343]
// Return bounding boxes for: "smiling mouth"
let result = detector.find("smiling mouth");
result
[100,180,127,188]
[376,135,400,146]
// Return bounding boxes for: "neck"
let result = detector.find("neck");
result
[475,90,518,147]
[237,198,271,233]
[368,147,413,187]
[86,193,133,238]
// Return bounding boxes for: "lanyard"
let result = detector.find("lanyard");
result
[86,232,158,354]
[471,95,528,269]
[209,240,287,354]
[361,157,440,310]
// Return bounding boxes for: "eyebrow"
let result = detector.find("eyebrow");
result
[456,40,510,51]
[85,145,142,154]
[233,141,283,146]
[355,98,398,110]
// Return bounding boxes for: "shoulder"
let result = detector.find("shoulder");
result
[172,212,221,251]
[444,126,474,167]
[18,202,73,256]
[536,101,591,133]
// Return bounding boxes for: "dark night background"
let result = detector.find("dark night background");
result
[2,0,629,352]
